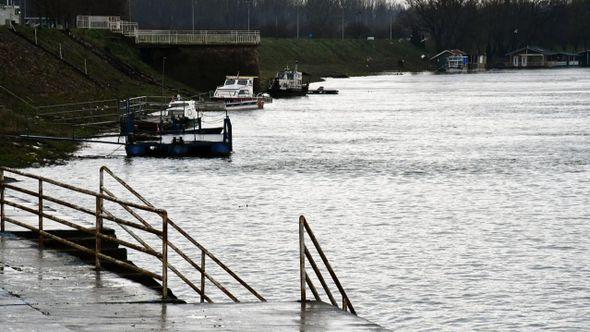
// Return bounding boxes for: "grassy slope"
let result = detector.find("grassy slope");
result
[0,26,193,168]
[259,38,427,84]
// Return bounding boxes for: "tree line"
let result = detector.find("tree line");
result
[405,0,590,61]
[131,0,404,39]
[23,0,590,60]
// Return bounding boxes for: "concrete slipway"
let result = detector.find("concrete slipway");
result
[0,233,386,331]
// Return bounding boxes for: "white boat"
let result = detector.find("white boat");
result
[211,76,265,111]
[149,96,198,119]
[165,98,198,119]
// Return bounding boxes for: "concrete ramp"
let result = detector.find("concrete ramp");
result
[0,233,385,331]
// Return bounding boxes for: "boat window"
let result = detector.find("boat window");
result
[237,79,249,86]
[225,79,236,85]
[287,73,294,80]
[239,90,248,95]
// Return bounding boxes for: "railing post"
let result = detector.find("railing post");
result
[162,212,168,300]
[95,196,103,269]
[38,179,43,245]
[299,216,306,306]
[200,249,206,303]
[0,169,4,232]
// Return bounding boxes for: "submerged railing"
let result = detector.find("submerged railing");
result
[299,215,356,315]
[0,166,265,303]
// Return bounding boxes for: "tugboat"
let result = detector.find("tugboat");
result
[209,76,266,111]
[268,64,309,98]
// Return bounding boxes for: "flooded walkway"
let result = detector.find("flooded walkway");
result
[0,233,385,331]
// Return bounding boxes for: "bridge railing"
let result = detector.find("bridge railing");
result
[135,30,261,45]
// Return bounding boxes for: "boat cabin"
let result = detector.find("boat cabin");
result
[268,64,309,98]
[273,68,304,90]
[165,98,198,119]
[213,76,256,100]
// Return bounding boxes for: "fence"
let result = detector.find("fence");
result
[76,15,259,46]
[135,30,261,46]
[0,166,265,303]
[299,215,357,315]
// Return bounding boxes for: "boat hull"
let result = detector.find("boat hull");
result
[268,84,309,98]
[308,89,339,95]
[125,141,232,158]
[201,98,264,111]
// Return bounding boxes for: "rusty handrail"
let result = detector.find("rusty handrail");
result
[299,215,357,315]
[0,166,265,304]
[0,167,170,300]
[0,167,164,214]
[99,166,266,302]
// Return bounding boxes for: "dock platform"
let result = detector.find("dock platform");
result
[0,233,385,331]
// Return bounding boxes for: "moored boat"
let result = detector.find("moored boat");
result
[209,76,267,111]
[268,65,309,98]
[122,100,233,158]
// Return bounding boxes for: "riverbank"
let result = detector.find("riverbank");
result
[0,26,427,168]
[259,38,427,84]
[0,26,193,168]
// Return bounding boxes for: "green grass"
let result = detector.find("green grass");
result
[0,106,78,168]
[259,38,427,83]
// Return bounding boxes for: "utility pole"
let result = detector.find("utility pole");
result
[296,2,300,39]
[247,2,251,31]
[341,13,344,40]
[128,0,132,21]
[161,57,167,97]
[389,15,393,41]
[340,1,344,40]
[191,0,195,33]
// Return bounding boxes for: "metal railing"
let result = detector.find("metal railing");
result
[299,215,356,315]
[0,166,265,303]
[135,30,261,46]
[99,166,265,303]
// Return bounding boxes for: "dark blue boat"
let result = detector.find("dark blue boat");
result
[122,102,233,158]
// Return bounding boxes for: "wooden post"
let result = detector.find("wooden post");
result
[299,216,306,306]
[0,169,4,232]
[38,179,43,245]
[84,58,88,75]
[200,249,206,303]
[34,28,37,45]
[59,43,63,60]
[95,196,103,269]
[162,212,168,300]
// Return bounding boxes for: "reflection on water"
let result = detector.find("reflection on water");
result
[28,68,590,330]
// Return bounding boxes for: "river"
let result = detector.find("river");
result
[21,68,590,330]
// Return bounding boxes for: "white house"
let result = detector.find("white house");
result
[0,1,20,26]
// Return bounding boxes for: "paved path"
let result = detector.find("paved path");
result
[0,233,386,331]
